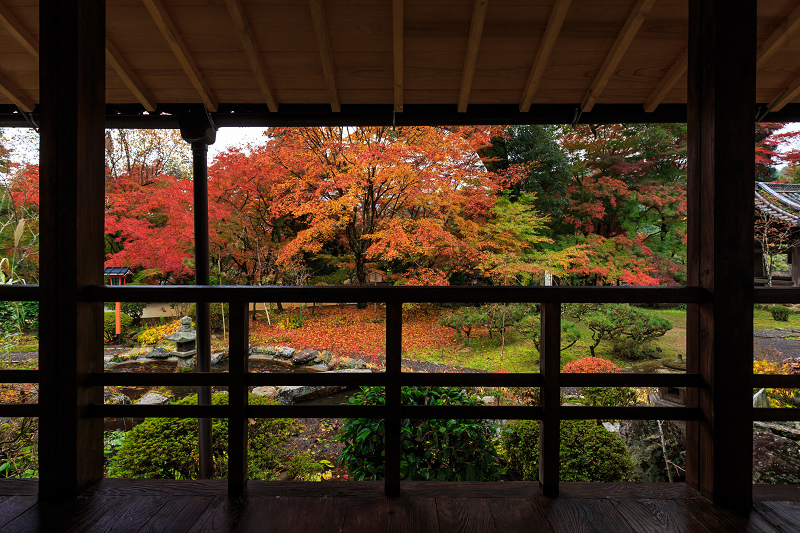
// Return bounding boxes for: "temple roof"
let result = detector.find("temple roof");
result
[755,182,800,226]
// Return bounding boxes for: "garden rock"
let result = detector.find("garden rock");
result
[753,388,770,408]
[480,395,497,405]
[619,418,685,482]
[177,357,195,370]
[137,392,171,405]
[104,390,131,405]
[275,384,345,404]
[144,347,169,359]
[252,386,277,398]
[753,431,800,483]
[754,421,800,440]
[276,347,295,359]
[338,357,366,369]
[319,351,333,363]
[292,349,318,365]
[211,352,227,365]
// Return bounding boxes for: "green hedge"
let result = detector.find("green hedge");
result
[501,419,633,482]
[103,312,134,342]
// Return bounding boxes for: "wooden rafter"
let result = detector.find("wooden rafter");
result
[757,2,800,68]
[581,0,656,113]
[0,1,38,58]
[309,0,340,112]
[142,0,219,112]
[106,38,157,112]
[224,0,278,112]
[457,0,488,113]
[519,0,571,113]
[0,70,34,112]
[768,76,800,114]
[393,0,403,113]
[644,49,687,112]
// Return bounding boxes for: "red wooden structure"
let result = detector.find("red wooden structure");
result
[103,266,132,344]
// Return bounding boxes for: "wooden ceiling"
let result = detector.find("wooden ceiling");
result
[2,0,800,122]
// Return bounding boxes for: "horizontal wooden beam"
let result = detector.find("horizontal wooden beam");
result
[308,0,340,112]
[0,284,38,300]
[0,404,39,417]
[561,372,702,388]
[582,0,656,113]
[561,406,700,421]
[86,284,710,304]
[89,372,228,387]
[753,407,800,422]
[519,0,571,112]
[0,1,38,58]
[752,374,800,388]
[0,370,39,383]
[754,287,800,303]
[105,39,157,112]
[142,0,218,112]
[457,0,488,113]
[644,49,687,112]
[757,1,800,68]
[224,0,278,113]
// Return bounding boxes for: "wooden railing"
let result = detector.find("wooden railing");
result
[2,284,800,496]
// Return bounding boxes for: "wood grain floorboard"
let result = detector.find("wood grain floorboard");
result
[81,496,169,533]
[538,497,635,533]
[751,501,800,533]
[558,483,703,500]
[683,499,776,533]
[612,498,715,533]
[235,496,347,533]
[0,495,118,533]
[138,495,216,533]
[186,496,249,533]
[436,498,497,533]
[342,496,439,533]
[486,497,554,532]
[0,496,36,525]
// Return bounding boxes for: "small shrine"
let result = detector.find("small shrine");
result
[163,316,197,358]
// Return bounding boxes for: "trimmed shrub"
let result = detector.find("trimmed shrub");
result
[108,393,297,479]
[771,305,790,322]
[337,386,502,481]
[103,312,134,342]
[188,303,230,333]
[501,419,633,482]
[563,357,619,374]
[562,357,635,407]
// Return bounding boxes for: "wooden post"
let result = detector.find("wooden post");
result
[539,302,560,497]
[228,301,249,496]
[792,246,800,287]
[384,302,402,496]
[686,0,755,509]
[38,0,106,501]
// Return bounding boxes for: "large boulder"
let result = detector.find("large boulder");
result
[144,347,169,359]
[275,385,345,404]
[292,349,319,365]
[136,392,171,405]
[753,431,800,484]
[619,418,686,482]
[252,386,277,398]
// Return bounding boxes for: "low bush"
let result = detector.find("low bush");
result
[337,386,502,481]
[188,303,231,333]
[0,417,38,478]
[501,419,633,482]
[581,386,637,407]
[563,357,619,374]
[103,312,134,343]
[108,393,298,479]
[136,320,181,345]
[771,305,790,322]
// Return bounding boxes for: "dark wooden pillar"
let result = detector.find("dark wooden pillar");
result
[179,109,216,479]
[38,0,106,500]
[686,0,755,509]
[792,246,800,287]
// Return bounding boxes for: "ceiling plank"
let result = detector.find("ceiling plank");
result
[458,0,488,113]
[519,0,571,113]
[757,2,800,68]
[309,0,340,112]
[0,71,34,112]
[224,0,278,112]
[393,0,403,113]
[0,1,38,59]
[106,39,157,112]
[142,0,219,112]
[768,75,800,113]
[644,49,687,113]
[581,0,656,113]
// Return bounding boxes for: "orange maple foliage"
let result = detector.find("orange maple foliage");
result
[249,305,458,362]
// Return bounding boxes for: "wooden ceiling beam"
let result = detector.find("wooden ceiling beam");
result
[393,0,403,113]
[0,1,38,59]
[458,0,488,113]
[644,49,687,113]
[106,39,157,112]
[309,0,340,113]
[519,0,571,113]
[757,2,800,68]
[142,0,219,112]
[224,0,278,113]
[581,0,656,113]
[0,70,34,113]
[768,76,800,114]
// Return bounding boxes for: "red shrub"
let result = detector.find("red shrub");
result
[562,357,619,374]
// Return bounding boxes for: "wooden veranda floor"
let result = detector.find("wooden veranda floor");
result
[0,480,799,532]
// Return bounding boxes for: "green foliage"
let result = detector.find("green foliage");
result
[573,304,672,359]
[337,386,502,481]
[0,300,38,334]
[0,417,38,478]
[108,393,297,479]
[114,302,147,326]
[187,302,230,333]
[581,386,637,407]
[103,311,134,342]
[501,419,633,482]
[771,305,790,322]
[516,314,581,353]
[439,306,486,346]
[483,303,528,340]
